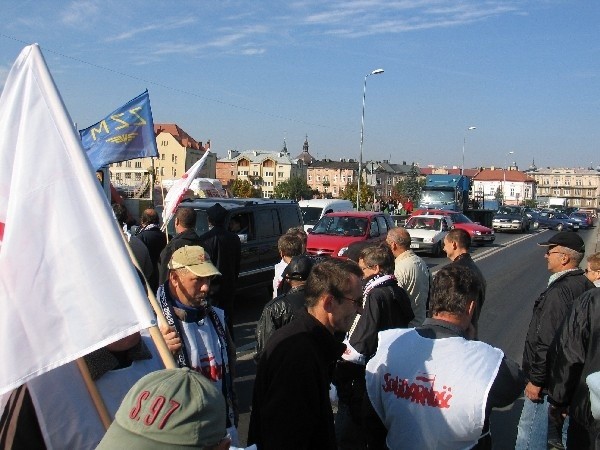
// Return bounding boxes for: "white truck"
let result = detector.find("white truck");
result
[548,197,567,209]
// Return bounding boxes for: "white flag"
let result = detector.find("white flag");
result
[161,149,210,229]
[0,44,156,395]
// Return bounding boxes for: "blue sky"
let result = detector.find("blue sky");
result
[1,0,599,170]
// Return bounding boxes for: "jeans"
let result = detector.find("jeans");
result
[515,396,549,450]
[516,396,568,449]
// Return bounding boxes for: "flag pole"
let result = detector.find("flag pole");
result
[75,358,112,430]
[119,231,177,369]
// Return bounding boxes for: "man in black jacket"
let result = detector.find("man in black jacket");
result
[136,208,167,293]
[255,255,314,362]
[516,231,594,449]
[334,244,414,449]
[444,228,486,333]
[158,207,202,285]
[248,259,364,450]
[199,203,241,335]
[548,287,600,449]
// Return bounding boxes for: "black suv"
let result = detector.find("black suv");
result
[168,198,303,293]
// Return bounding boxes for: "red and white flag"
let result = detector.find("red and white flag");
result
[161,150,210,229]
[0,44,156,396]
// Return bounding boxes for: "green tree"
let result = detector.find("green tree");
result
[394,165,423,203]
[494,186,503,205]
[273,176,313,200]
[230,179,260,198]
[341,183,373,210]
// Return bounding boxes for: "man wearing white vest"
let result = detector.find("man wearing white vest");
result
[366,265,524,449]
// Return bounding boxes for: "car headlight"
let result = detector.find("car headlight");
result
[474,231,482,235]
[337,247,349,257]
[512,220,521,223]
[492,219,499,223]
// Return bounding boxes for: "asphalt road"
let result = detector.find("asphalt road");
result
[231,225,600,448]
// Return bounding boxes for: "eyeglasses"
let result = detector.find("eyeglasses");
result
[339,295,363,308]
[546,250,564,256]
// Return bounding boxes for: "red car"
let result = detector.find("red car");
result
[410,209,495,246]
[306,211,396,258]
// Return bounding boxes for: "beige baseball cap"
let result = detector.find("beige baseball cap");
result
[168,246,221,277]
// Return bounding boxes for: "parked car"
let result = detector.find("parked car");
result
[306,211,395,259]
[531,211,578,232]
[167,198,303,293]
[411,209,495,246]
[569,211,592,229]
[405,214,452,256]
[299,198,354,232]
[492,206,530,233]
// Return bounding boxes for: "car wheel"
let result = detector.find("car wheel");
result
[533,221,540,230]
[557,223,564,231]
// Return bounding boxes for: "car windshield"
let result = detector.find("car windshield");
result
[555,213,569,219]
[450,214,472,224]
[311,216,368,236]
[406,217,441,231]
[301,207,322,226]
[497,206,520,215]
[420,190,455,204]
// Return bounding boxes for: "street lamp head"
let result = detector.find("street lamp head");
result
[370,69,384,75]
[467,126,476,131]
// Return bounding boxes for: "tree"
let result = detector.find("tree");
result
[394,164,423,204]
[340,183,373,210]
[494,186,503,205]
[230,179,260,198]
[273,176,313,200]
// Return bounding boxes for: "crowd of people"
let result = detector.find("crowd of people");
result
[2,202,600,449]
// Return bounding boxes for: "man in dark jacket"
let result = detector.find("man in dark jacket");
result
[198,203,241,335]
[248,259,364,450]
[158,207,202,285]
[443,228,486,333]
[255,255,314,362]
[548,287,600,449]
[334,244,414,449]
[516,231,594,449]
[136,208,167,293]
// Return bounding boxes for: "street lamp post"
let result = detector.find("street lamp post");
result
[503,151,515,205]
[461,126,476,175]
[357,68,384,211]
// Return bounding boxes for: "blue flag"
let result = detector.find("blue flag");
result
[80,90,159,170]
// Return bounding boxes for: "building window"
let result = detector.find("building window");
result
[575,189,582,195]
[308,175,312,181]
[116,173,122,180]
[317,176,321,182]
[160,167,164,176]
[565,178,570,186]
[510,188,515,197]
[278,172,284,178]
[553,189,560,195]
[161,140,168,146]
[125,161,132,168]
[135,161,142,168]
[564,189,570,195]
[265,171,274,177]
[253,171,259,176]
[135,173,141,181]
[161,153,165,160]
[125,173,131,179]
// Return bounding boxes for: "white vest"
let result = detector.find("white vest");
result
[27,333,163,449]
[366,328,503,450]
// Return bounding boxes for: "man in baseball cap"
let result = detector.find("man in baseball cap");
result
[97,368,230,449]
[157,246,239,444]
[516,231,594,448]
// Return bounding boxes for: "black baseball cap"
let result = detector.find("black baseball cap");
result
[285,255,314,281]
[538,231,585,253]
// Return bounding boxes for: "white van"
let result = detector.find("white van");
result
[299,199,354,231]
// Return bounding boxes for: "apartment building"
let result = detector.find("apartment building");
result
[306,159,358,198]
[529,167,600,209]
[109,123,215,197]
[472,168,536,206]
[216,148,306,198]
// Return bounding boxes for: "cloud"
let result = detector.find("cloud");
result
[60,0,101,25]
[106,17,198,42]
[297,0,523,37]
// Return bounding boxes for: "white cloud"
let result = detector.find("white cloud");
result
[60,0,101,25]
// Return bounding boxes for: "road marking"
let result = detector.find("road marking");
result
[472,231,547,262]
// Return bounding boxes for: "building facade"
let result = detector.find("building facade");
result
[528,167,600,209]
[306,159,358,198]
[109,123,215,197]
[216,149,306,198]
[472,167,536,206]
